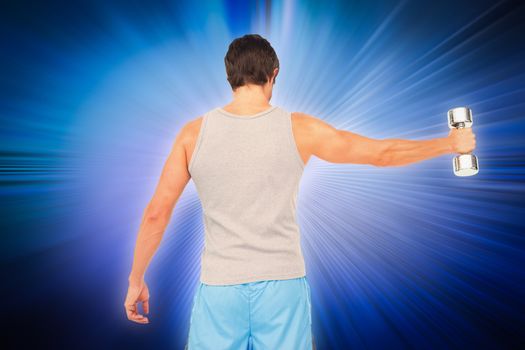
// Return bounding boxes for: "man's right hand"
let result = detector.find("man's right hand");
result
[447,128,477,154]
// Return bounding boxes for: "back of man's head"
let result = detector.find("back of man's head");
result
[224,34,279,91]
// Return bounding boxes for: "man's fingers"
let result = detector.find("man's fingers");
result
[143,299,149,314]
[125,302,149,323]
[125,303,138,316]
[130,313,149,323]
[125,302,137,312]
[133,317,149,324]
[129,314,149,323]
[126,311,149,323]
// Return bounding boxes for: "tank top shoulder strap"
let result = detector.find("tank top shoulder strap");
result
[188,111,210,175]
[283,108,306,170]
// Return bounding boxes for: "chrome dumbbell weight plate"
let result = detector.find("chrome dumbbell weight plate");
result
[453,154,479,176]
[447,107,473,129]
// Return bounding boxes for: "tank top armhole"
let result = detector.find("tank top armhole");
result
[188,112,209,175]
[287,111,306,170]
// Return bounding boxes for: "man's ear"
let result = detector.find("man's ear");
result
[272,68,279,84]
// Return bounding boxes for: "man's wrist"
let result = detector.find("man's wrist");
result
[441,136,453,154]
[128,274,145,285]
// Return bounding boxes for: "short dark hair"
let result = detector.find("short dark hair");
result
[224,34,279,91]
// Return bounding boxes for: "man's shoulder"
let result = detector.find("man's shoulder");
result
[178,114,205,147]
[291,111,324,133]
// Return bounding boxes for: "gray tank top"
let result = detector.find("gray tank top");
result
[189,105,306,285]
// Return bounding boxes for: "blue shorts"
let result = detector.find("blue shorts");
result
[185,276,314,350]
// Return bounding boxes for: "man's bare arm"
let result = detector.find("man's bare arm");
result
[376,137,452,167]
[128,121,193,284]
[296,112,475,167]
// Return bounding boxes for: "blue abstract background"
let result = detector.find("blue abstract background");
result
[1,0,524,349]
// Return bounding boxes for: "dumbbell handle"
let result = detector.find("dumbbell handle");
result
[454,122,471,154]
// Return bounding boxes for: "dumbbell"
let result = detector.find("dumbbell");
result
[447,107,479,176]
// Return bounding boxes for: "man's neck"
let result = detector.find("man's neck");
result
[230,85,270,107]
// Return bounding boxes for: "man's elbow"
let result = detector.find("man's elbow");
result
[144,203,172,222]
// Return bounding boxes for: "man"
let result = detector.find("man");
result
[124,34,476,349]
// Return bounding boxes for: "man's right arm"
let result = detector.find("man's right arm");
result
[294,112,469,167]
